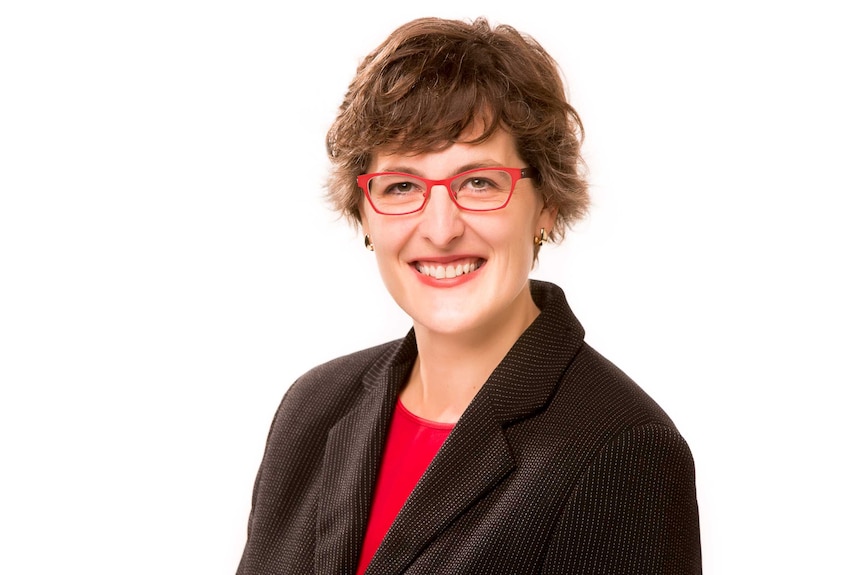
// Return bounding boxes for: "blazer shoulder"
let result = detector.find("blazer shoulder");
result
[286,338,404,404]
[249,338,407,483]
[562,342,680,432]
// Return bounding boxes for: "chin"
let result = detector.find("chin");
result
[402,296,495,337]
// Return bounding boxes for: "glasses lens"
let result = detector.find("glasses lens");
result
[367,174,427,215]
[450,169,514,211]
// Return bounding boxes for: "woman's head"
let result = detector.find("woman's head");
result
[326,17,588,242]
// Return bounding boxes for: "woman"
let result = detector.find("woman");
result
[237,16,701,575]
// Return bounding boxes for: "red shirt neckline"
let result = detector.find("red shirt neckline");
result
[395,398,457,430]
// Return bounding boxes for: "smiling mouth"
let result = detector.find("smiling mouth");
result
[414,258,485,280]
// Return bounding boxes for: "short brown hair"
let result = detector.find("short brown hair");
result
[325,17,588,241]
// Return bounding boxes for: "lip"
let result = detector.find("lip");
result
[410,256,486,287]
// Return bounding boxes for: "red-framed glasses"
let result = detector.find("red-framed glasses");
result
[357,167,538,215]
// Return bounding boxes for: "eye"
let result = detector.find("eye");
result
[464,178,493,191]
[384,181,422,195]
[369,174,425,197]
[456,171,507,195]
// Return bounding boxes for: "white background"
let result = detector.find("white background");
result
[1,1,860,573]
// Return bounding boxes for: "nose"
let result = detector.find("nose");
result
[418,184,465,246]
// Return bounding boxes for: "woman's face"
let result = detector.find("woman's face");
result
[360,126,557,340]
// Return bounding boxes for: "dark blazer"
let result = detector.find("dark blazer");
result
[237,281,701,574]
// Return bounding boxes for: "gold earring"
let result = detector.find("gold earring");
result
[364,234,374,251]
[533,228,548,246]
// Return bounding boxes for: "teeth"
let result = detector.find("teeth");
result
[417,260,480,279]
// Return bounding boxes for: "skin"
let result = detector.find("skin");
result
[360,125,557,423]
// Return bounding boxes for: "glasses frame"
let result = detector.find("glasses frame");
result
[357,166,538,216]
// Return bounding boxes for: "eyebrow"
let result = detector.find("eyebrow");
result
[375,160,503,177]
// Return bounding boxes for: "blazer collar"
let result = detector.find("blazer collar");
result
[316,280,584,574]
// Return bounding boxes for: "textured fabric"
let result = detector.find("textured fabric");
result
[357,400,454,574]
[237,280,702,574]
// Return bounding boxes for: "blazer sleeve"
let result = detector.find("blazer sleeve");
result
[542,423,702,574]
[236,384,298,575]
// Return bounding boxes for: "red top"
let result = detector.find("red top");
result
[356,398,455,575]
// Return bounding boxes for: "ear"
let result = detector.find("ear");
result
[357,201,368,231]
[538,204,559,238]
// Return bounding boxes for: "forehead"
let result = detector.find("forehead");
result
[369,127,522,173]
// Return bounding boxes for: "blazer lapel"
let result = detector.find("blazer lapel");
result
[314,335,417,575]
[365,280,585,574]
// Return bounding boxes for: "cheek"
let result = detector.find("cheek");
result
[367,219,414,255]
[501,207,541,243]
[483,221,535,261]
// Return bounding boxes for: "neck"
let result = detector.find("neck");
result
[400,287,540,424]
